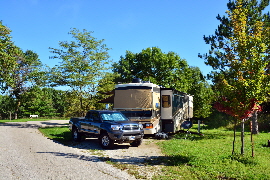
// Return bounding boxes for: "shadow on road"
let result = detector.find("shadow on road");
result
[0,120,68,129]
[35,148,171,166]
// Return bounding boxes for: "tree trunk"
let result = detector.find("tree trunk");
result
[251,111,259,134]
[14,99,21,120]
[241,119,245,155]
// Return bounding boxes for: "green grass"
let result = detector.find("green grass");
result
[155,128,270,180]
[39,126,72,145]
[38,126,270,179]
[0,118,68,123]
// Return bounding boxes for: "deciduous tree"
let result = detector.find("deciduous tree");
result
[0,22,45,119]
[199,0,270,155]
[49,28,111,116]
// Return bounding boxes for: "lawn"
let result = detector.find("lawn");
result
[38,125,270,180]
[39,126,72,145]
[155,127,270,180]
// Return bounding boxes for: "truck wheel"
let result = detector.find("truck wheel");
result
[130,139,142,147]
[72,128,81,142]
[99,133,114,149]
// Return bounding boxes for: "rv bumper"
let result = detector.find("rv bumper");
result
[143,128,159,134]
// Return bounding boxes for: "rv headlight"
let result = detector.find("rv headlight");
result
[139,124,143,130]
[145,123,153,129]
[111,125,123,131]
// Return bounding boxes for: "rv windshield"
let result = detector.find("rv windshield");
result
[100,112,129,122]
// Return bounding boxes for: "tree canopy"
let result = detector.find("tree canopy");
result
[49,28,111,116]
[200,0,270,154]
[0,22,45,119]
[113,47,214,118]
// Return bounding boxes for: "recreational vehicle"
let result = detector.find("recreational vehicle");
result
[100,79,193,136]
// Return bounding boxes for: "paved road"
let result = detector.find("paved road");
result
[0,121,136,180]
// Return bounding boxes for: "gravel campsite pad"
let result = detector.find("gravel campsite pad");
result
[0,120,164,179]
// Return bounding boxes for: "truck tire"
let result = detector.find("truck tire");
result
[99,133,114,149]
[72,127,81,142]
[130,139,142,147]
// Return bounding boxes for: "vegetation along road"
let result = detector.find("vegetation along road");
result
[0,121,136,180]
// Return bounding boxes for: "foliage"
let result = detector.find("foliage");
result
[0,22,46,119]
[113,47,214,118]
[199,0,270,154]
[0,95,16,119]
[0,21,19,93]
[49,28,111,116]
[113,47,189,90]
[20,87,67,118]
[0,87,68,119]
[95,72,119,110]
[200,0,270,120]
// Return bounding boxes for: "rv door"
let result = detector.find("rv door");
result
[160,89,173,120]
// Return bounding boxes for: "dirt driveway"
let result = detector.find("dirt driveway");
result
[0,120,164,179]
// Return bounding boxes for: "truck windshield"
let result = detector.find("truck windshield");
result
[100,112,128,122]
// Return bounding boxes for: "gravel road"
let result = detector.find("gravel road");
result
[0,121,137,180]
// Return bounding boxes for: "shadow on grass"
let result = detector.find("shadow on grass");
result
[171,130,233,141]
[145,155,193,166]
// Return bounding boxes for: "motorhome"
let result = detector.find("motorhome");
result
[100,79,193,135]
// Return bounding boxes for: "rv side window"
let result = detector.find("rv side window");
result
[162,95,171,108]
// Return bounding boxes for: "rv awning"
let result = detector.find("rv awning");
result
[97,90,114,95]
[98,95,115,103]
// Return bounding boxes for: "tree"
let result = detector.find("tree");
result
[49,28,111,116]
[0,95,16,120]
[113,47,214,118]
[199,0,270,155]
[0,22,45,119]
[95,72,119,110]
[187,67,215,118]
[20,87,67,118]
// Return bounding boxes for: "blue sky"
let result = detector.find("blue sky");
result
[1,0,234,76]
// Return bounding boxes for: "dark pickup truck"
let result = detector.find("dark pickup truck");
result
[69,110,144,149]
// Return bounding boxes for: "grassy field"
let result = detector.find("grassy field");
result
[38,125,270,179]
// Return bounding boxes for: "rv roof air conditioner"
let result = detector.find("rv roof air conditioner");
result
[132,78,142,83]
